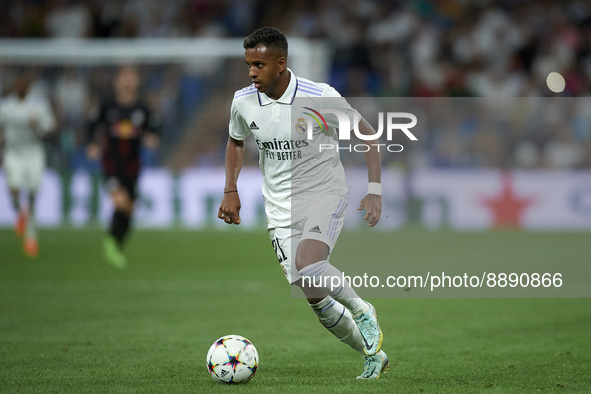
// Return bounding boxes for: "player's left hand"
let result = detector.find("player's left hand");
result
[143,132,159,149]
[358,194,382,227]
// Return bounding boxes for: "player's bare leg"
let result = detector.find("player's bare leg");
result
[104,188,133,269]
[296,239,384,357]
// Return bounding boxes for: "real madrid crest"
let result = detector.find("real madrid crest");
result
[295,117,307,134]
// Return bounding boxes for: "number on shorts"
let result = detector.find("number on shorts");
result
[271,238,287,263]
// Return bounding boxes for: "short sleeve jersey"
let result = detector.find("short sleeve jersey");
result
[88,101,160,179]
[229,69,358,228]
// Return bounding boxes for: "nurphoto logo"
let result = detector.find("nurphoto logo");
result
[300,107,418,152]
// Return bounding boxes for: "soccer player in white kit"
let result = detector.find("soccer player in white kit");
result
[218,27,389,379]
[0,71,56,257]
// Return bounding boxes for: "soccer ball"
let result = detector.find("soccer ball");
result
[206,335,259,384]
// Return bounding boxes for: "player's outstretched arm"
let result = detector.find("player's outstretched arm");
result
[218,136,245,225]
[356,117,382,227]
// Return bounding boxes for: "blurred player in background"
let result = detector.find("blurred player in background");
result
[0,70,56,257]
[86,66,160,269]
[218,27,387,380]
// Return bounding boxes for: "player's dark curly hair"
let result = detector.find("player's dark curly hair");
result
[243,27,288,57]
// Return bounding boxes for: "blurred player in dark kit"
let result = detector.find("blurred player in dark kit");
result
[87,66,160,268]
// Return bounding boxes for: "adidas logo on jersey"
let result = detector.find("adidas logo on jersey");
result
[309,226,321,234]
[249,121,259,130]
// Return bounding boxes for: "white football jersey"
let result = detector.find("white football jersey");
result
[229,69,358,228]
[0,92,55,154]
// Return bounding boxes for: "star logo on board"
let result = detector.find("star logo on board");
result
[480,173,536,229]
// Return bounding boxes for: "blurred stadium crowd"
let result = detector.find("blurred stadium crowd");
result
[1,0,590,170]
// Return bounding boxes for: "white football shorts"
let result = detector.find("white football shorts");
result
[3,148,45,191]
[268,195,347,284]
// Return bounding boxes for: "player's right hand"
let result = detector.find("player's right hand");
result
[86,143,101,160]
[218,192,242,225]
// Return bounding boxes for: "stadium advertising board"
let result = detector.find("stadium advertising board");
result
[1,168,590,231]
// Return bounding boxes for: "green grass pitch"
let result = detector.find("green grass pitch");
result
[1,228,590,393]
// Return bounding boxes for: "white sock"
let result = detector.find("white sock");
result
[309,296,365,356]
[25,216,36,240]
[299,260,370,318]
